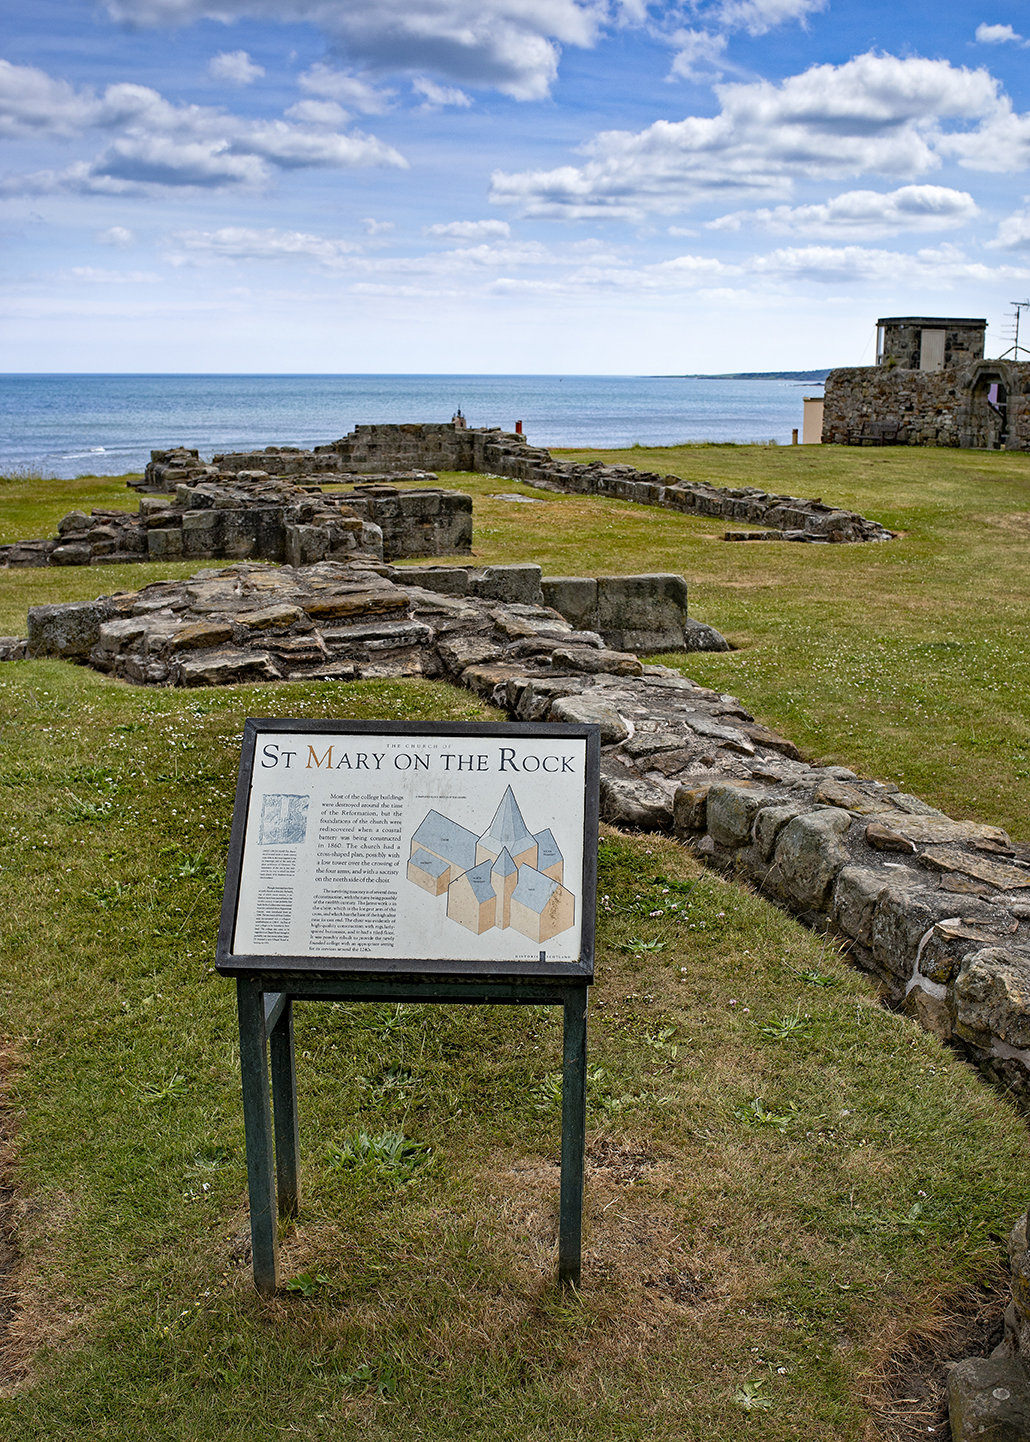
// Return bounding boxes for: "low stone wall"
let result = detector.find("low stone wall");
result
[383,564,728,654]
[338,486,472,559]
[145,426,895,544]
[0,471,472,569]
[10,556,1028,1104]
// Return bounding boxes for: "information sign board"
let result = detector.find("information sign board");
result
[217,719,599,982]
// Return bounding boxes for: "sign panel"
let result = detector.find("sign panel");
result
[217,720,599,981]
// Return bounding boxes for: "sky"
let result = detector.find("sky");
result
[3,0,1030,374]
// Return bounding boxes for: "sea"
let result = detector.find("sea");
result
[0,373,825,479]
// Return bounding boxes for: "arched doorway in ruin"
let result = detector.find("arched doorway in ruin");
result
[968,367,1009,449]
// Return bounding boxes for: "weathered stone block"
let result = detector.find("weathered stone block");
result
[673,784,710,834]
[706,783,771,848]
[181,510,221,557]
[284,524,330,568]
[50,543,92,566]
[171,647,282,687]
[541,577,598,632]
[952,946,1030,1050]
[772,807,853,910]
[600,763,673,830]
[236,604,307,631]
[398,568,470,596]
[871,881,961,984]
[302,588,409,620]
[682,618,731,652]
[167,621,235,652]
[435,634,505,673]
[832,865,887,947]
[754,804,803,862]
[947,1356,1030,1442]
[147,527,183,560]
[27,601,106,658]
[473,564,544,605]
[903,985,952,1042]
[594,574,689,653]
[550,645,643,676]
[57,510,91,535]
[549,694,629,744]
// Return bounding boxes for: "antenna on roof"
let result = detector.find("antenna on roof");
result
[999,300,1030,361]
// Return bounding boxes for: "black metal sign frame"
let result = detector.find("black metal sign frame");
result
[219,719,599,1294]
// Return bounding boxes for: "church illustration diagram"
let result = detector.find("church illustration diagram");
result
[406,786,576,943]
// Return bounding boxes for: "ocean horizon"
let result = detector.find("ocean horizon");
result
[0,372,825,479]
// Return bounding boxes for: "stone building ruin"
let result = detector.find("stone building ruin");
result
[823,314,1030,450]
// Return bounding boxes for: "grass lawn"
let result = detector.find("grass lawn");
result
[0,451,1028,1438]
[434,443,1030,839]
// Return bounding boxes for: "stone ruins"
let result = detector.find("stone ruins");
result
[7,554,1029,1112]
[0,464,471,570]
[0,422,895,573]
[823,315,1030,450]
[1,419,1028,1422]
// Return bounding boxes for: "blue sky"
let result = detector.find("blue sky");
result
[3,0,1030,373]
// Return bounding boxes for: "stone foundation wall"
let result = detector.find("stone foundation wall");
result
[337,486,472,558]
[0,471,472,569]
[147,427,895,544]
[9,555,1029,1104]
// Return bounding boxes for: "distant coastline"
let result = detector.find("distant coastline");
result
[666,369,830,383]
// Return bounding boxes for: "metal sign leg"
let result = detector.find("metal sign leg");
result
[558,985,588,1288]
[269,997,301,1220]
[237,979,279,1296]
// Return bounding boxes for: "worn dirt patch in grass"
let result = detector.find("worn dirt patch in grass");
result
[866,1277,1009,1441]
[977,511,1030,536]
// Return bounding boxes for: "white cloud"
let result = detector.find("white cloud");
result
[98,225,135,246]
[975,23,1024,45]
[208,50,264,85]
[713,0,827,37]
[0,61,407,195]
[412,77,472,109]
[170,226,360,265]
[283,99,350,126]
[425,219,511,240]
[362,217,395,235]
[666,29,728,81]
[102,0,608,100]
[750,241,1029,286]
[990,205,1030,250]
[66,265,162,282]
[939,98,1030,171]
[491,52,1005,219]
[708,185,979,236]
[0,59,96,137]
[298,65,393,114]
[664,0,826,79]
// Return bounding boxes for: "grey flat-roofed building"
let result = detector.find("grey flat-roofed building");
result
[876,316,986,372]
